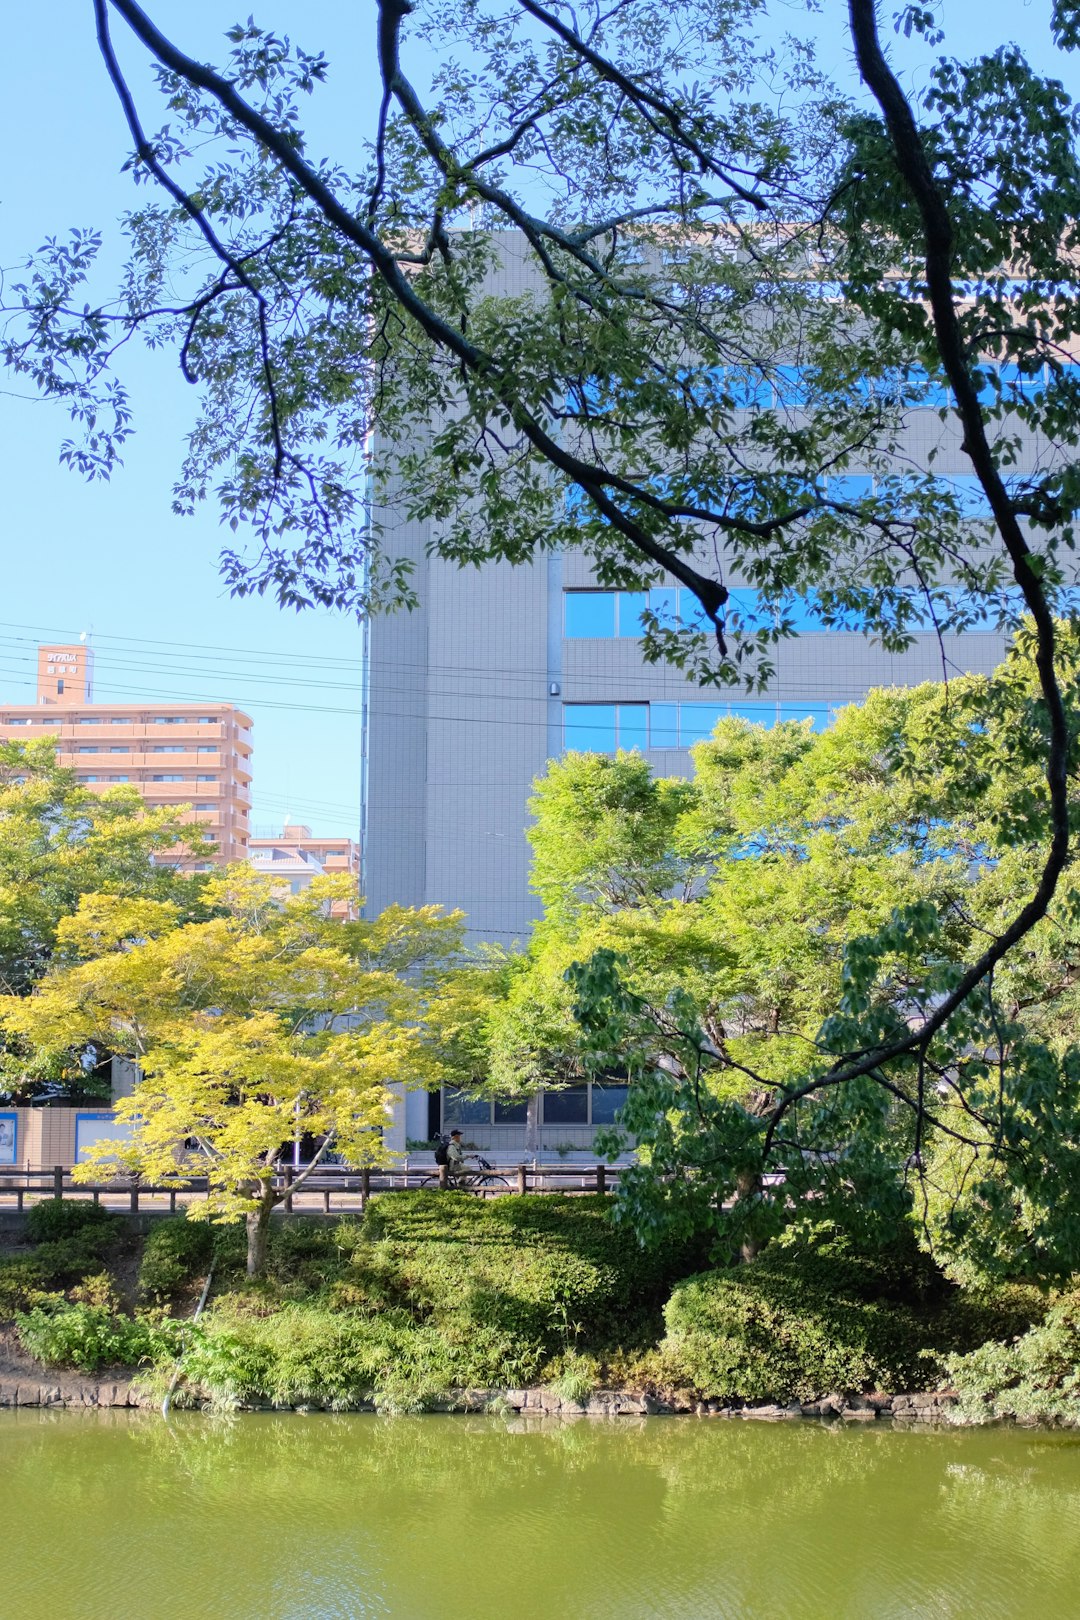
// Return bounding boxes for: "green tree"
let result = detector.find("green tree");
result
[0,738,207,1094]
[510,633,1080,1280]
[0,868,467,1274]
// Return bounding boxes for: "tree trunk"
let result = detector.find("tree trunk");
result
[735,1170,764,1263]
[246,1183,277,1277]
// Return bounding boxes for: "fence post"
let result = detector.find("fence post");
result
[169,1189,177,1214]
[284,1163,294,1214]
[439,1163,449,1190]
[52,1164,64,1200]
[129,1184,139,1214]
[595,1164,606,1196]
[360,1166,370,1209]
[517,1163,528,1196]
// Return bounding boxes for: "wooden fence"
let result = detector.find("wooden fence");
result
[0,1161,629,1215]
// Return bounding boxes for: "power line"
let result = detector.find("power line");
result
[0,637,997,718]
[0,616,1012,692]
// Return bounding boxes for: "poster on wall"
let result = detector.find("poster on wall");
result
[0,1113,16,1165]
[75,1112,133,1164]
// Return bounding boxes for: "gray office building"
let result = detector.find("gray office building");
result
[362,233,1014,1151]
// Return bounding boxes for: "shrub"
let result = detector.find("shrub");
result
[0,1221,123,1319]
[660,1240,1045,1404]
[179,1302,538,1412]
[16,1302,179,1374]
[947,1289,1080,1425]
[361,1191,701,1350]
[138,1217,216,1297]
[167,1196,705,1410]
[25,1199,116,1245]
[0,1256,57,1317]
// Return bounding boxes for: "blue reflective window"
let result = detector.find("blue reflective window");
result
[565,705,617,751]
[678,588,712,631]
[724,367,772,409]
[905,367,950,409]
[617,705,649,751]
[618,592,648,638]
[774,365,808,407]
[950,475,992,517]
[725,587,771,626]
[648,586,679,624]
[827,475,874,503]
[680,703,727,745]
[1000,362,1046,399]
[778,702,835,732]
[650,703,679,748]
[781,594,825,632]
[973,365,998,406]
[565,592,616,638]
[729,702,778,725]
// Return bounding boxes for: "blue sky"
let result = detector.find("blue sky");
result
[1,1,1077,839]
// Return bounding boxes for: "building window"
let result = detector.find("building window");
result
[194,802,215,811]
[150,774,186,782]
[108,746,127,754]
[111,776,130,782]
[564,699,839,753]
[56,680,64,695]
[441,1090,492,1125]
[77,747,99,754]
[441,1082,629,1132]
[564,591,616,638]
[541,1086,589,1125]
[196,774,216,782]
[152,717,186,725]
[563,704,648,752]
[6,718,29,726]
[80,775,100,783]
[77,718,99,725]
[196,746,216,754]
[589,1082,629,1124]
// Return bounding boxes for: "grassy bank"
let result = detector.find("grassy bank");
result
[0,1197,1066,1420]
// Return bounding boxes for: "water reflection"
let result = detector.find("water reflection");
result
[4,1411,1080,1618]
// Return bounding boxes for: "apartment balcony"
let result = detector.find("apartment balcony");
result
[63,751,228,770]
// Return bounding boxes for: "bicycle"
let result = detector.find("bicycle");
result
[420,1154,511,1195]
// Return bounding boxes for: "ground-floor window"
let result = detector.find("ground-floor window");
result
[442,1082,629,1129]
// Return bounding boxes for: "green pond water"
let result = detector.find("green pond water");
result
[3,1411,1080,1619]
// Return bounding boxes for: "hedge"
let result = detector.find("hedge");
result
[661,1242,1043,1403]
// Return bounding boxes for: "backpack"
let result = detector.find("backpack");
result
[433,1135,450,1166]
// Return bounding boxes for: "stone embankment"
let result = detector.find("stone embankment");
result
[0,1378,958,1419]
[0,1378,144,1408]
[473,1388,959,1421]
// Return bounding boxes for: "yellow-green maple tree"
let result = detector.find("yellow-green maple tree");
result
[1,868,465,1273]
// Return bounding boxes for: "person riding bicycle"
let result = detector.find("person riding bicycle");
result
[446,1129,467,1187]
